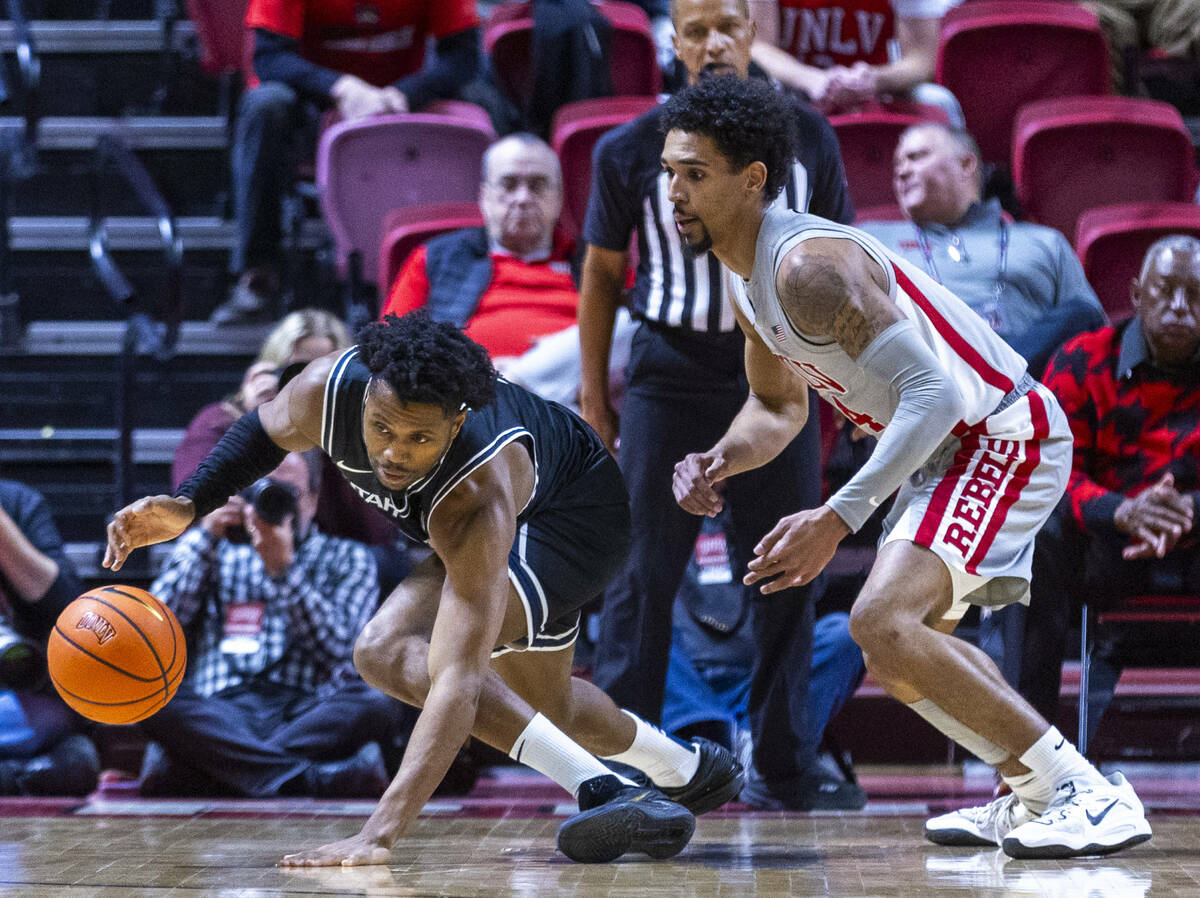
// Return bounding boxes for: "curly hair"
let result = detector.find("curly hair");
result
[659,75,799,203]
[356,313,497,415]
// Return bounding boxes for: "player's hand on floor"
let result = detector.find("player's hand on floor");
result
[103,495,196,571]
[279,833,392,867]
[745,506,849,594]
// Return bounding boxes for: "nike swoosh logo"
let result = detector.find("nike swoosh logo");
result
[1086,799,1120,826]
[631,791,650,802]
[1054,738,1065,750]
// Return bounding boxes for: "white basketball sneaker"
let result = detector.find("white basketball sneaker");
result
[925,792,1035,847]
[1002,772,1152,859]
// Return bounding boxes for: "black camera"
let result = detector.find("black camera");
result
[0,619,46,692]
[225,477,300,544]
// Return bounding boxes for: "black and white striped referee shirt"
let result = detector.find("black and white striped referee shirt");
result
[584,92,854,334]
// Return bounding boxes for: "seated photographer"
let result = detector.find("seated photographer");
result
[139,451,412,798]
[173,309,409,594]
[0,478,100,797]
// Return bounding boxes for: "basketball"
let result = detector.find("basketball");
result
[47,585,187,725]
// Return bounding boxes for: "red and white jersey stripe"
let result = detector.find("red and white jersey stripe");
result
[731,207,1030,437]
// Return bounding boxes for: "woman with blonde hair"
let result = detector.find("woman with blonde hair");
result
[172,309,351,489]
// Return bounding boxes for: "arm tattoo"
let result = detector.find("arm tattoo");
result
[779,254,897,359]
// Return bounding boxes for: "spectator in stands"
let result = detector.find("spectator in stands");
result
[213,0,482,325]
[173,310,404,586]
[579,0,865,810]
[173,309,349,489]
[380,133,633,409]
[139,450,409,798]
[860,123,1107,377]
[746,0,964,124]
[0,479,100,797]
[1082,0,1200,92]
[1018,235,1200,742]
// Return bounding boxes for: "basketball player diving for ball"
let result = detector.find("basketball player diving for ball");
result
[662,75,1151,859]
[103,312,743,866]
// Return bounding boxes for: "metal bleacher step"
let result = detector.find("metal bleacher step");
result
[0,20,218,117]
[0,115,228,151]
[7,216,332,318]
[0,426,183,543]
[22,319,276,355]
[8,215,329,253]
[0,19,195,52]
[0,426,184,461]
[1,116,230,217]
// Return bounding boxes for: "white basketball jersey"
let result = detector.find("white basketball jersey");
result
[730,206,1030,436]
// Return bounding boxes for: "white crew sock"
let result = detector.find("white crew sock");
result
[1001,770,1052,815]
[906,699,1010,765]
[1016,726,1107,813]
[601,711,700,788]
[508,713,635,797]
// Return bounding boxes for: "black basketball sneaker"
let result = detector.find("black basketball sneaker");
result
[556,775,695,863]
[606,737,746,815]
[655,737,745,815]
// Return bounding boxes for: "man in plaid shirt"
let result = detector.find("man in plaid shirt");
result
[1018,235,1200,739]
[138,450,407,797]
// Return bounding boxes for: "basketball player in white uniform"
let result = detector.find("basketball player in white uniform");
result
[660,74,1152,858]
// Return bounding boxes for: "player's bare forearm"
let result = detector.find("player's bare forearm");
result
[360,676,481,844]
[711,392,806,478]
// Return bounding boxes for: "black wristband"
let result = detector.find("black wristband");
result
[175,409,288,519]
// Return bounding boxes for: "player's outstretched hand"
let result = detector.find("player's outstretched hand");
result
[103,495,196,571]
[280,833,392,867]
[673,451,729,517]
[745,506,849,594]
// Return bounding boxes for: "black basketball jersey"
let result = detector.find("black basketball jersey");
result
[319,348,613,546]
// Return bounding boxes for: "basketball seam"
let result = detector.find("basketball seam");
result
[93,587,176,694]
[51,624,167,683]
[101,585,182,677]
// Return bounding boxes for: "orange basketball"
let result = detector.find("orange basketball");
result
[47,585,187,725]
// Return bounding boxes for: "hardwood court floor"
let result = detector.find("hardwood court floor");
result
[3,766,1200,897]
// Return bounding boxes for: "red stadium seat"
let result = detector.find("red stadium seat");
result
[377,202,485,295]
[829,102,949,213]
[485,1,661,109]
[1075,203,1200,320]
[936,1,1109,166]
[1078,595,1200,754]
[550,95,659,237]
[1014,96,1197,248]
[317,113,495,283]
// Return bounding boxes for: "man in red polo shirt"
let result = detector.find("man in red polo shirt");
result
[215,0,481,325]
[381,133,630,407]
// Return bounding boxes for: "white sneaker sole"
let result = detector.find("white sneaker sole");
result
[1002,822,1152,859]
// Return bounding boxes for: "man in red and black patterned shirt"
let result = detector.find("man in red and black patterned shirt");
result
[1018,235,1200,737]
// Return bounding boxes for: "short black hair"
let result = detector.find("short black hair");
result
[356,313,497,416]
[660,75,798,203]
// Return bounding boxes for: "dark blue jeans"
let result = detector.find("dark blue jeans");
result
[230,82,319,276]
[592,322,824,785]
[662,612,864,760]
